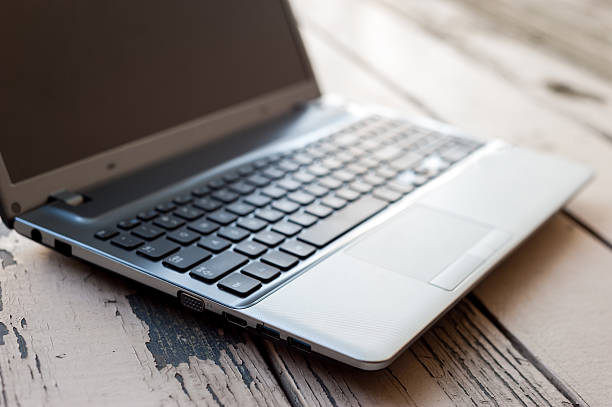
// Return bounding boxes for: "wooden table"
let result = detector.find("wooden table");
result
[1,1,611,405]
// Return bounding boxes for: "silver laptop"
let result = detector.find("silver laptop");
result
[0,1,590,370]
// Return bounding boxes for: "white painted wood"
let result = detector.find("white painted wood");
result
[475,215,612,407]
[0,230,290,407]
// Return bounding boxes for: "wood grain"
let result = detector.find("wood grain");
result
[475,214,612,406]
[0,230,289,407]
[456,0,612,83]
[292,0,612,244]
[263,299,576,406]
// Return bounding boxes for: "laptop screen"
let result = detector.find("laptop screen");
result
[0,1,311,184]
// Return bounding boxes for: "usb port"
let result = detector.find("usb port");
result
[224,313,248,327]
[257,324,280,340]
[287,337,311,352]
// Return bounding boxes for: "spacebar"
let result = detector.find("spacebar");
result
[298,196,388,248]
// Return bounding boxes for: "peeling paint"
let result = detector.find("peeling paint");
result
[0,249,16,269]
[13,327,27,359]
[0,322,8,345]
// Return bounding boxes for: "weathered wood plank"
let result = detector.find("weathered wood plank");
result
[0,229,290,407]
[455,0,612,83]
[376,0,612,141]
[263,297,576,406]
[475,214,612,406]
[292,0,612,244]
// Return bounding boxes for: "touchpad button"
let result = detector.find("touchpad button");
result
[345,205,508,289]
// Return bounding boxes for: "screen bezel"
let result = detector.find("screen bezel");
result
[0,0,319,223]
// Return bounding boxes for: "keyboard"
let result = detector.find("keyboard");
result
[93,116,481,302]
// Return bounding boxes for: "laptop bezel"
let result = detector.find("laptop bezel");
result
[0,0,319,226]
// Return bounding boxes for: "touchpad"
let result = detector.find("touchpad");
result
[345,205,509,290]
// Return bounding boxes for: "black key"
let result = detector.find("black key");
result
[305,204,333,218]
[174,206,204,221]
[226,202,255,216]
[298,196,387,248]
[207,211,237,226]
[223,171,240,183]
[188,219,220,235]
[277,178,301,192]
[287,191,316,205]
[190,252,248,283]
[321,157,343,170]
[191,186,211,197]
[131,225,165,240]
[376,166,397,179]
[254,230,285,247]
[198,235,231,253]
[236,217,268,232]
[386,181,414,194]
[244,194,272,208]
[253,158,269,169]
[307,164,330,177]
[331,169,356,182]
[163,246,212,272]
[393,170,428,187]
[95,228,118,240]
[167,229,200,245]
[335,188,361,201]
[237,164,255,176]
[271,199,300,214]
[277,160,300,173]
[303,184,328,198]
[318,176,343,190]
[362,174,386,186]
[288,212,318,227]
[372,187,403,203]
[261,167,285,180]
[117,218,140,230]
[218,226,250,242]
[153,215,185,230]
[156,202,176,213]
[320,196,347,210]
[229,181,255,195]
[261,251,299,271]
[211,189,239,204]
[173,195,193,205]
[348,180,373,193]
[111,234,144,250]
[261,186,286,199]
[207,178,225,189]
[271,221,302,237]
[280,240,316,259]
[242,262,281,283]
[218,273,262,297]
[293,171,316,184]
[193,197,222,212]
[255,208,284,223]
[137,239,180,261]
[234,240,267,258]
[292,153,314,166]
[245,174,270,187]
[137,210,159,221]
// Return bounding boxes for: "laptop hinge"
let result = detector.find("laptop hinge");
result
[49,190,86,206]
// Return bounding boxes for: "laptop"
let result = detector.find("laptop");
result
[0,1,591,370]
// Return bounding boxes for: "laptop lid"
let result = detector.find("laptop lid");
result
[0,0,319,224]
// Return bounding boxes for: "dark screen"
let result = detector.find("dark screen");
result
[0,0,310,183]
